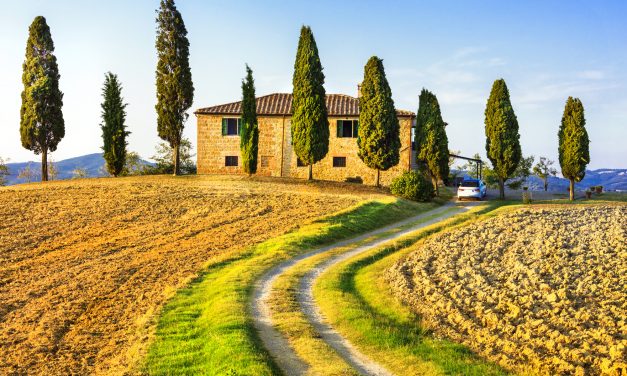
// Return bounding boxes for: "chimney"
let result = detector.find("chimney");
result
[357,84,362,98]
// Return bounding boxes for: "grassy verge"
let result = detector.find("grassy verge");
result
[313,203,514,375]
[142,197,430,375]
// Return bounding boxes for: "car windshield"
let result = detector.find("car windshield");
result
[460,181,479,187]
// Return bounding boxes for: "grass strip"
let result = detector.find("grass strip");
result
[314,203,515,376]
[142,197,430,375]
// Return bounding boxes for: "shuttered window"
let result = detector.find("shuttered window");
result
[336,120,359,138]
[221,118,241,136]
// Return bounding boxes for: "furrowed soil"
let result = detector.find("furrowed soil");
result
[388,205,626,376]
[0,175,385,375]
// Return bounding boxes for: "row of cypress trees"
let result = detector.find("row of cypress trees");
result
[483,79,589,200]
[19,0,194,180]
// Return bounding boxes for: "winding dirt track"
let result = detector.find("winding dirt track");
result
[251,202,471,375]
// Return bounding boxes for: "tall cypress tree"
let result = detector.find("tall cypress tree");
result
[240,65,259,175]
[155,0,194,176]
[101,72,130,177]
[414,89,449,195]
[20,16,64,182]
[484,78,521,199]
[358,56,400,187]
[558,97,589,201]
[291,25,329,180]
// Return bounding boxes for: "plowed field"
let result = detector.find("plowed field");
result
[0,175,382,375]
[388,205,626,375]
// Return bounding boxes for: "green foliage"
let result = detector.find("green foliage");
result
[100,72,130,177]
[532,156,557,191]
[414,89,449,194]
[291,26,329,179]
[558,97,589,200]
[20,16,65,182]
[390,171,434,202]
[155,0,194,175]
[505,155,534,190]
[484,79,521,198]
[18,163,37,183]
[150,138,196,175]
[358,56,400,186]
[240,65,259,175]
[0,157,9,186]
[121,151,147,176]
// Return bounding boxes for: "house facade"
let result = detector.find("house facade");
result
[195,93,415,186]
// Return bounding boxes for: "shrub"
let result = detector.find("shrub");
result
[390,171,434,202]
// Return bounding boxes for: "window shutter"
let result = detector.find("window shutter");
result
[353,121,359,138]
[237,118,242,135]
[221,118,227,136]
[336,120,343,137]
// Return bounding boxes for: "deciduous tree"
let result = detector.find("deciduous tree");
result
[414,89,449,195]
[0,157,10,186]
[558,97,589,200]
[533,157,558,191]
[358,56,400,187]
[484,79,521,199]
[20,16,64,182]
[101,72,130,177]
[291,25,329,180]
[155,0,194,176]
[240,65,259,175]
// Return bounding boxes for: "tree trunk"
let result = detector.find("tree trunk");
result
[498,177,505,199]
[544,179,548,191]
[376,169,380,187]
[308,164,313,180]
[173,143,180,176]
[41,149,48,182]
[569,179,575,201]
[432,176,439,196]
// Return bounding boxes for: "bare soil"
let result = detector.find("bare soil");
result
[387,205,626,375]
[0,175,383,375]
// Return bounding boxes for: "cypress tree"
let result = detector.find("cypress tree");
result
[20,16,64,182]
[414,89,449,195]
[484,78,521,199]
[558,97,589,201]
[357,56,400,187]
[240,65,259,175]
[291,25,329,180]
[101,72,130,177]
[155,0,194,176]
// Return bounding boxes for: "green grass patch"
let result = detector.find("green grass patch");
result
[142,197,430,375]
[313,203,514,376]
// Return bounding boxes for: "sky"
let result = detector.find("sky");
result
[1,0,626,169]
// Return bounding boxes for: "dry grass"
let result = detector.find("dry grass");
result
[0,175,386,375]
[388,204,627,375]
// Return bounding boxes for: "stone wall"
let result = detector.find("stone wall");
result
[196,114,414,185]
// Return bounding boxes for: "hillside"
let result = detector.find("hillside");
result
[0,175,389,375]
[3,153,153,185]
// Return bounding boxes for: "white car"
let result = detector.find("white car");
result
[457,179,487,200]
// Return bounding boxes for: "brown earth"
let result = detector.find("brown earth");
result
[387,205,626,376]
[0,175,385,375]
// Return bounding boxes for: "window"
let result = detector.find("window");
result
[260,156,272,168]
[225,156,238,166]
[336,120,359,138]
[332,157,346,167]
[296,157,306,167]
[222,118,241,136]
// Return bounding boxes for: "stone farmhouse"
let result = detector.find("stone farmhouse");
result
[195,91,416,186]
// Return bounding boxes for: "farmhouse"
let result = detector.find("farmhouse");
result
[195,91,416,186]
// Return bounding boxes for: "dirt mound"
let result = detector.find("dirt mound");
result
[387,205,626,375]
[0,175,377,375]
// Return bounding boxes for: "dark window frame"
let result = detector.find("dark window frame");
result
[336,120,359,138]
[296,157,306,167]
[332,156,347,168]
[225,156,238,167]
[222,118,242,136]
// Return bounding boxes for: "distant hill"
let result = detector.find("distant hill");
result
[3,153,153,185]
[455,168,627,192]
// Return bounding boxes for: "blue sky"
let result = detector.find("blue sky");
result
[1,0,625,169]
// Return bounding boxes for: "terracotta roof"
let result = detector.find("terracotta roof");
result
[195,93,415,117]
